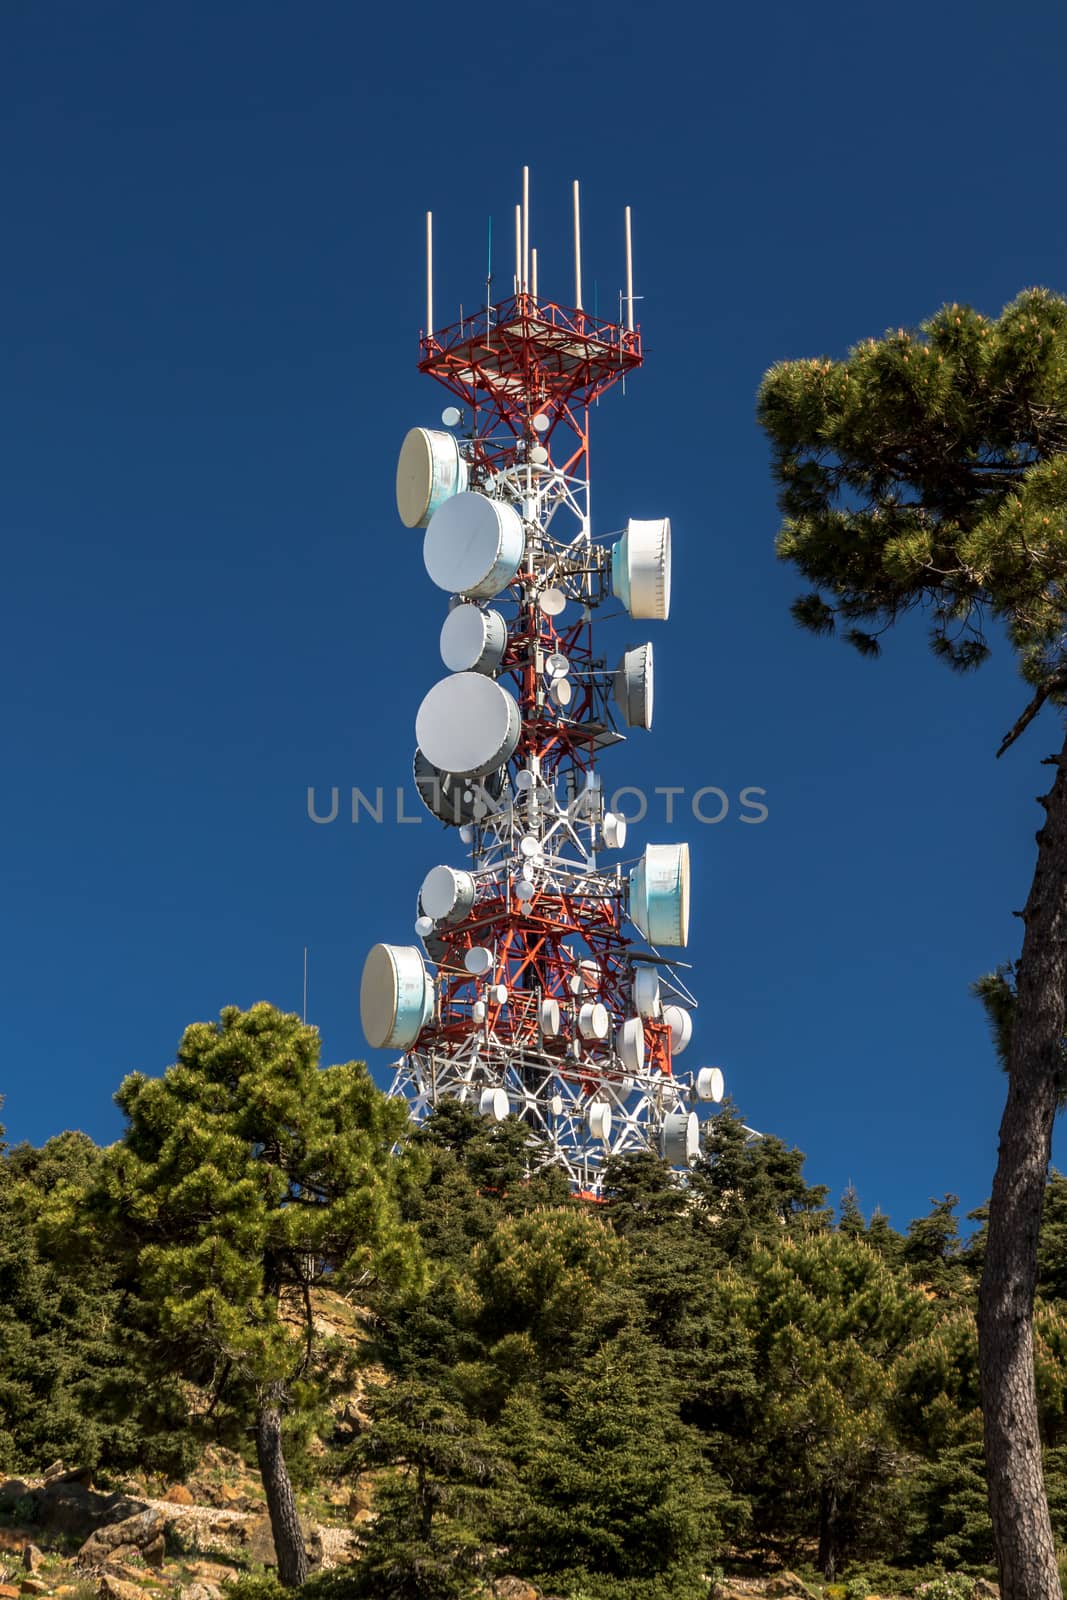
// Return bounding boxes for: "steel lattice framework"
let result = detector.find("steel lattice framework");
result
[366,183,724,1197]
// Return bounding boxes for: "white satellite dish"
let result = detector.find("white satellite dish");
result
[551,678,573,707]
[614,642,654,728]
[629,842,691,947]
[441,405,463,427]
[533,413,550,433]
[617,1015,645,1074]
[696,1066,724,1102]
[661,1107,700,1167]
[540,997,561,1036]
[420,864,476,924]
[633,966,662,1018]
[602,811,627,851]
[545,651,570,681]
[489,983,509,1006]
[529,444,549,465]
[472,999,487,1022]
[396,427,468,529]
[459,823,475,844]
[550,1093,564,1116]
[515,768,536,790]
[514,878,535,902]
[663,1004,693,1054]
[540,587,567,617]
[479,1086,510,1122]
[414,914,435,938]
[360,944,433,1050]
[588,1101,612,1142]
[519,834,542,858]
[424,492,524,598]
[464,946,494,976]
[578,1001,610,1041]
[415,674,521,777]
[440,605,508,674]
[611,517,671,619]
[413,748,504,827]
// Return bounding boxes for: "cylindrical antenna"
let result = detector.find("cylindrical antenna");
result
[624,206,634,332]
[514,203,521,296]
[531,246,538,300]
[573,180,583,310]
[522,165,530,295]
[426,211,434,337]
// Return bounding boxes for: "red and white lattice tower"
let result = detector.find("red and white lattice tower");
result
[359,173,725,1196]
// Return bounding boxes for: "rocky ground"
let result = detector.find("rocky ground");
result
[0,1461,1002,1600]
[0,1452,360,1600]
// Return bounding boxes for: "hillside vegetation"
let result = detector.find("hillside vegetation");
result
[5,1004,1067,1600]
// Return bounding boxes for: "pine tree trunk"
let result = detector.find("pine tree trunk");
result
[977,731,1067,1600]
[817,1483,840,1581]
[254,1387,309,1588]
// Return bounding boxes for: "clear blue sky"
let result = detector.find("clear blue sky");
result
[4,0,1067,1236]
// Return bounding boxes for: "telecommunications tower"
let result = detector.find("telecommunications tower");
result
[359,171,725,1195]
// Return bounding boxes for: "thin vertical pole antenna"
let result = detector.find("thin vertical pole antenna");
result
[573,180,583,310]
[514,204,521,296]
[624,206,634,332]
[486,215,493,302]
[426,211,433,337]
[522,165,530,295]
[531,246,538,300]
[303,947,308,1024]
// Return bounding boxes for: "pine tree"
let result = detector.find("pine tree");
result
[721,1230,933,1578]
[88,1003,421,1586]
[759,289,1067,1600]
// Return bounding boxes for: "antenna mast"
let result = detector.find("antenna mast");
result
[362,172,725,1195]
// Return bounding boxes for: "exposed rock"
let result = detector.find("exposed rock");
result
[20,1580,48,1596]
[97,1581,150,1600]
[183,1564,237,1587]
[141,1537,165,1571]
[78,1509,167,1570]
[39,1483,144,1544]
[973,1584,1000,1600]
[0,1586,19,1600]
[492,1580,538,1600]
[237,1517,276,1568]
[20,1550,42,1575]
[179,1584,221,1600]
[765,1577,819,1600]
[160,1490,193,1508]
[41,1463,66,1485]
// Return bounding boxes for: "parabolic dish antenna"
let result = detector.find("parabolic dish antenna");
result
[533,413,550,433]
[602,811,627,851]
[396,427,468,529]
[416,674,521,778]
[663,1003,693,1054]
[441,406,463,427]
[424,492,524,598]
[540,998,561,1036]
[479,1087,509,1122]
[617,1015,645,1074]
[420,864,476,924]
[633,965,662,1018]
[464,946,494,976]
[439,604,507,675]
[611,517,672,620]
[413,748,504,827]
[662,1108,700,1167]
[629,842,691,948]
[614,642,654,728]
[360,944,433,1050]
[696,1066,725,1102]
[588,1101,612,1142]
[540,587,567,617]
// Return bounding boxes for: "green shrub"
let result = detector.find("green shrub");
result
[915,1575,975,1600]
